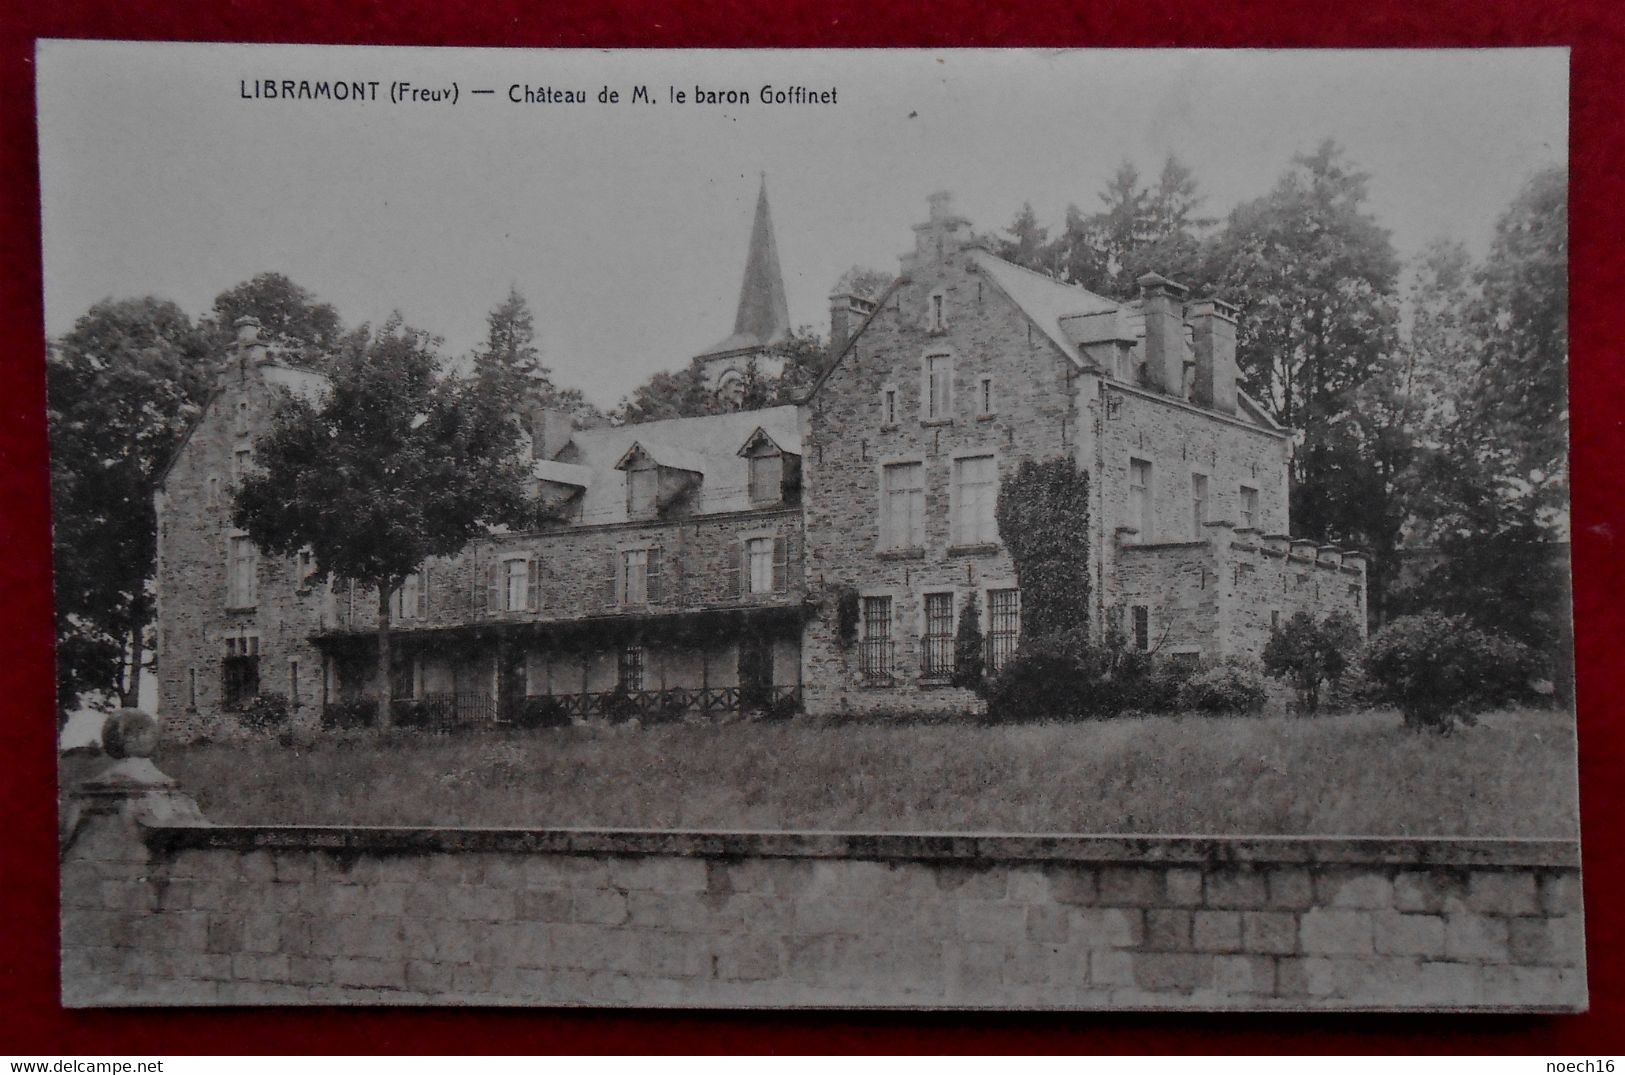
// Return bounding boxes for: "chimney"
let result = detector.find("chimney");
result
[1189,298,1239,414]
[828,291,876,356]
[1137,272,1188,395]
[529,406,576,461]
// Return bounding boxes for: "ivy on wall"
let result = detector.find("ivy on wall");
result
[994,456,1091,640]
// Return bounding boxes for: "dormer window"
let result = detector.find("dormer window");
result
[627,466,658,517]
[736,425,802,508]
[615,440,704,519]
[748,452,782,506]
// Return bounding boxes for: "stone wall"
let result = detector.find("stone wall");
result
[61,766,1584,1010]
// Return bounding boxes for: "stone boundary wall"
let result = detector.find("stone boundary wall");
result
[61,770,1586,1010]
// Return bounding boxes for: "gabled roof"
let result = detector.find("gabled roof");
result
[737,424,798,457]
[969,249,1120,369]
[154,359,331,490]
[696,177,792,359]
[562,405,802,526]
[615,438,709,475]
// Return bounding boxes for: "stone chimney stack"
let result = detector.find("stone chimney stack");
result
[529,406,576,461]
[234,316,269,366]
[1189,298,1239,414]
[906,190,971,271]
[1137,272,1189,396]
[828,291,876,356]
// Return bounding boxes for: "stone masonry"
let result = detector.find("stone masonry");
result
[62,762,1583,1010]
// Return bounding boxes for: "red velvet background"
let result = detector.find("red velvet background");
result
[1,1,1619,1054]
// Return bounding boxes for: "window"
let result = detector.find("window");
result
[288,660,300,709]
[860,595,893,683]
[296,548,316,589]
[227,535,257,608]
[618,644,644,691]
[627,467,658,517]
[923,592,955,679]
[1271,609,1281,631]
[930,292,946,331]
[621,548,649,605]
[207,475,220,506]
[232,446,252,485]
[1191,474,1209,538]
[880,462,925,549]
[977,375,994,416]
[746,537,776,594]
[504,557,528,612]
[952,454,998,546]
[882,387,898,426]
[924,353,952,420]
[1128,459,1152,542]
[222,635,260,709]
[1239,485,1259,529]
[1131,605,1151,651]
[987,589,1021,673]
[392,572,422,620]
[748,452,782,505]
[187,666,198,710]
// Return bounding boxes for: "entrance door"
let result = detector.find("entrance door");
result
[738,636,773,710]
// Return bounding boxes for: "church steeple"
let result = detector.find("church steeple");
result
[730,174,791,348]
[694,176,795,406]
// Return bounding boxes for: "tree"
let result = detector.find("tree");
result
[1261,610,1361,713]
[1459,165,1569,532]
[833,266,893,301]
[995,457,1091,639]
[473,286,550,400]
[47,298,212,722]
[996,203,1053,275]
[206,273,343,368]
[614,326,832,424]
[1204,140,1402,554]
[1366,612,1539,733]
[232,317,532,728]
[951,591,985,692]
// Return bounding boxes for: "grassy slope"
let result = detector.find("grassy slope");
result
[65,707,1578,838]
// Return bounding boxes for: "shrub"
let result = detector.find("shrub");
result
[1365,612,1541,733]
[321,697,377,730]
[951,592,985,692]
[1176,660,1269,715]
[239,691,290,731]
[1262,611,1362,713]
[391,698,433,729]
[601,688,641,725]
[646,691,691,726]
[833,585,861,649]
[984,629,1198,721]
[513,695,572,730]
[762,693,803,722]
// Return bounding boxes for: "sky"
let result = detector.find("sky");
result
[37,44,1567,409]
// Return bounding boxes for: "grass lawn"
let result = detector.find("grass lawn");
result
[60,706,1578,838]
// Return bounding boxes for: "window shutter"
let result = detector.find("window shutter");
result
[527,557,541,612]
[486,560,502,615]
[605,552,620,607]
[418,566,430,619]
[786,531,804,590]
[647,547,663,603]
[726,540,742,598]
[772,536,787,592]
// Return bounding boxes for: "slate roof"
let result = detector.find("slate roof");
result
[696,177,792,359]
[560,405,802,526]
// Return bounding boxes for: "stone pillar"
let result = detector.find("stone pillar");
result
[60,711,209,1006]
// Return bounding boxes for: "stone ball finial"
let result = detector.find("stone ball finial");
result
[101,708,158,760]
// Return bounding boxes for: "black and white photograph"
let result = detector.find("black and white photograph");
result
[42,43,1577,1010]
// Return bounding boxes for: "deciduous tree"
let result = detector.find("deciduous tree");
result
[232,317,532,728]
[47,297,212,722]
